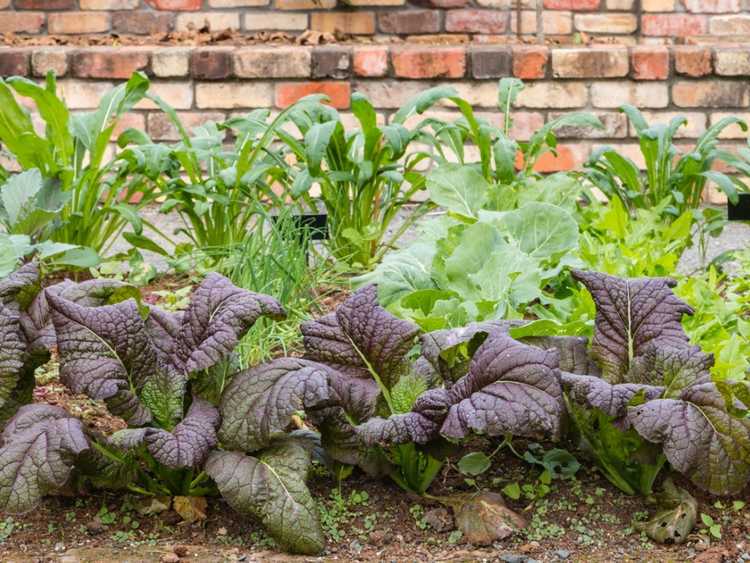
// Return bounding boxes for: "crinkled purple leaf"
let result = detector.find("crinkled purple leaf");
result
[301,285,418,387]
[174,273,286,374]
[110,398,219,469]
[522,335,601,376]
[629,345,712,397]
[356,388,452,446]
[145,307,182,366]
[561,371,664,419]
[0,262,40,309]
[0,404,89,512]
[205,441,325,555]
[571,270,693,383]
[218,358,332,452]
[440,333,564,442]
[628,383,750,495]
[420,321,513,383]
[48,294,154,425]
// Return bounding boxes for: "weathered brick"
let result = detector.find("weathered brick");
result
[148,111,226,141]
[715,48,750,76]
[674,46,712,77]
[475,0,512,6]
[514,82,588,109]
[710,15,750,35]
[58,80,115,109]
[0,51,29,77]
[521,143,589,173]
[234,47,311,79]
[0,13,45,34]
[111,112,145,138]
[411,0,469,7]
[347,0,404,5]
[378,10,440,34]
[275,0,336,8]
[145,0,201,9]
[642,0,674,9]
[552,48,628,78]
[607,0,634,8]
[175,12,240,32]
[32,49,68,77]
[275,82,351,110]
[80,0,138,8]
[471,47,512,79]
[49,12,110,34]
[544,0,599,8]
[71,50,149,79]
[15,0,73,8]
[209,0,268,6]
[631,47,669,80]
[392,47,465,79]
[672,81,749,108]
[112,11,174,34]
[353,80,428,108]
[542,11,573,35]
[352,46,389,77]
[638,112,706,138]
[244,13,307,30]
[445,10,509,34]
[312,47,351,79]
[152,48,190,78]
[591,82,668,109]
[135,82,193,110]
[550,111,628,139]
[574,14,637,34]
[641,15,707,36]
[710,112,750,139]
[682,0,740,12]
[450,82,501,107]
[310,13,375,35]
[507,111,544,141]
[196,82,273,109]
[512,46,548,79]
[191,48,233,80]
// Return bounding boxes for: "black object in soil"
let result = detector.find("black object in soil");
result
[728,193,750,221]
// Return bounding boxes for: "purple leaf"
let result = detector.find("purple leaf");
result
[561,371,664,419]
[571,270,693,383]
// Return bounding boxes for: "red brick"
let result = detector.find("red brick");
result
[516,144,586,173]
[378,10,440,34]
[275,82,351,110]
[513,46,548,79]
[631,47,669,80]
[1,14,42,35]
[80,0,139,7]
[0,52,29,76]
[145,0,201,9]
[310,13,375,35]
[191,48,233,80]
[71,50,149,79]
[49,12,110,34]
[353,46,388,77]
[15,0,73,8]
[411,0,469,7]
[445,10,509,34]
[674,46,712,77]
[392,47,465,79]
[544,0,600,8]
[641,14,708,37]
[112,11,174,34]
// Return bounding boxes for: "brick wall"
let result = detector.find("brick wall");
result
[0,1,748,43]
[0,44,747,205]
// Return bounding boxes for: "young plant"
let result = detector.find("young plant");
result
[549,270,750,496]
[0,72,167,263]
[281,88,449,269]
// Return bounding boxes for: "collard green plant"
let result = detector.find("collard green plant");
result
[553,270,750,496]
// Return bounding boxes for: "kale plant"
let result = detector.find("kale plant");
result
[548,270,750,496]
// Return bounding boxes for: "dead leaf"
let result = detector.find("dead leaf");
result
[432,492,526,545]
[172,496,208,523]
[635,479,697,544]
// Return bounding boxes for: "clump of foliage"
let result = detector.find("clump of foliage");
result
[553,270,750,496]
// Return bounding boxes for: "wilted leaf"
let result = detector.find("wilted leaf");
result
[635,479,696,544]
[436,492,526,545]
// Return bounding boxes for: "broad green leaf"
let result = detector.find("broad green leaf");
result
[497,202,579,258]
[458,452,491,476]
[303,121,337,175]
[0,169,44,228]
[427,163,489,218]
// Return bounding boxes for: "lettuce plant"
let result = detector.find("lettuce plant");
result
[553,270,750,496]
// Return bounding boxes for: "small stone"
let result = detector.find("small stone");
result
[519,542,540,553]
[368,530,387,545]
[86,517,105,535]
[217,527,228,536]
[555,549,571,560]
[425,507,454,533]
[161,554,180,563]
[54,542,65,552]
[349,539,363,554]
[173,545,189,557]
[499,554,527,563]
